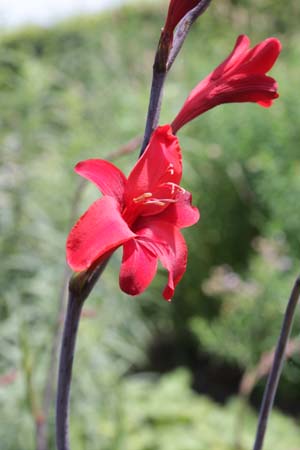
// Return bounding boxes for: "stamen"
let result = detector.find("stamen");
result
[133,192,152,203]
[144,198,177,206]
[165,182,186,195]
[145,200,166,206]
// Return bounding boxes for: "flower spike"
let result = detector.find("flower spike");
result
[171,35,282,133]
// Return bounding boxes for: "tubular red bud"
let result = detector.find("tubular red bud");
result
[164,0,200,36]
[171,35,282,133]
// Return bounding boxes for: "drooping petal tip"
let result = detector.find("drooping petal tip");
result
[133,220,188,301]
[120,239,158,296]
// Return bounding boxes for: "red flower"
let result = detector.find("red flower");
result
[164,0,200,37]
[171,35,281,133]
[66,125,199,301]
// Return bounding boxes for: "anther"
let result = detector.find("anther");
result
[133,192,152,203]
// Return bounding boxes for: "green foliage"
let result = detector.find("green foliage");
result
[70,370,300,450]
[7,368,297,450]
[1,1,300,449]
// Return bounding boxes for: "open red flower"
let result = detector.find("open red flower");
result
[164,0,200,37]
[66,125,199,301]
[171,35,281,133]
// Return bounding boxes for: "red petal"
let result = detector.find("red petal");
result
[212,74,279,105]
[156,190,200,228]
[119,239,158,296]
[125,125,182,204]
[240,38,282,75]
[135,220,188,301]
[66,196,135,271]
[75,159,127,205]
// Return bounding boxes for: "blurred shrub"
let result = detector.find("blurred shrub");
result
[70,370,300,450]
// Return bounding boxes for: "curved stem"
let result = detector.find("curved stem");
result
[252,276,300,450]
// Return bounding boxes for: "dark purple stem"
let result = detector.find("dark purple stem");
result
[253,276,300,450]
[56,258,109,450]
[140,71,166,156]
[56,289,84,450]
[140,0,213,156]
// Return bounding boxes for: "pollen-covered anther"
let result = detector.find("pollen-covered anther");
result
[133,192,153,203]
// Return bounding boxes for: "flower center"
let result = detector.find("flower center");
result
[123,180,184,227]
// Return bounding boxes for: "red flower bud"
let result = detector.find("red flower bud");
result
[164,0,200,36]
[171,35,281,133]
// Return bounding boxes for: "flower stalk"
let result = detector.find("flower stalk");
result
[253,276,300,450]
[56,259,109,450]
[56,290,84,450]
[140,71,166,156]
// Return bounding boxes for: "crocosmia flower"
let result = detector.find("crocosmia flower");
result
[171,35,281,133]
[66,125,199,301]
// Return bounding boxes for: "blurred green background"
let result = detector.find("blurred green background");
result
[1,0,300,449]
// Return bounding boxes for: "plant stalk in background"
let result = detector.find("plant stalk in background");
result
[253,277,300,450]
